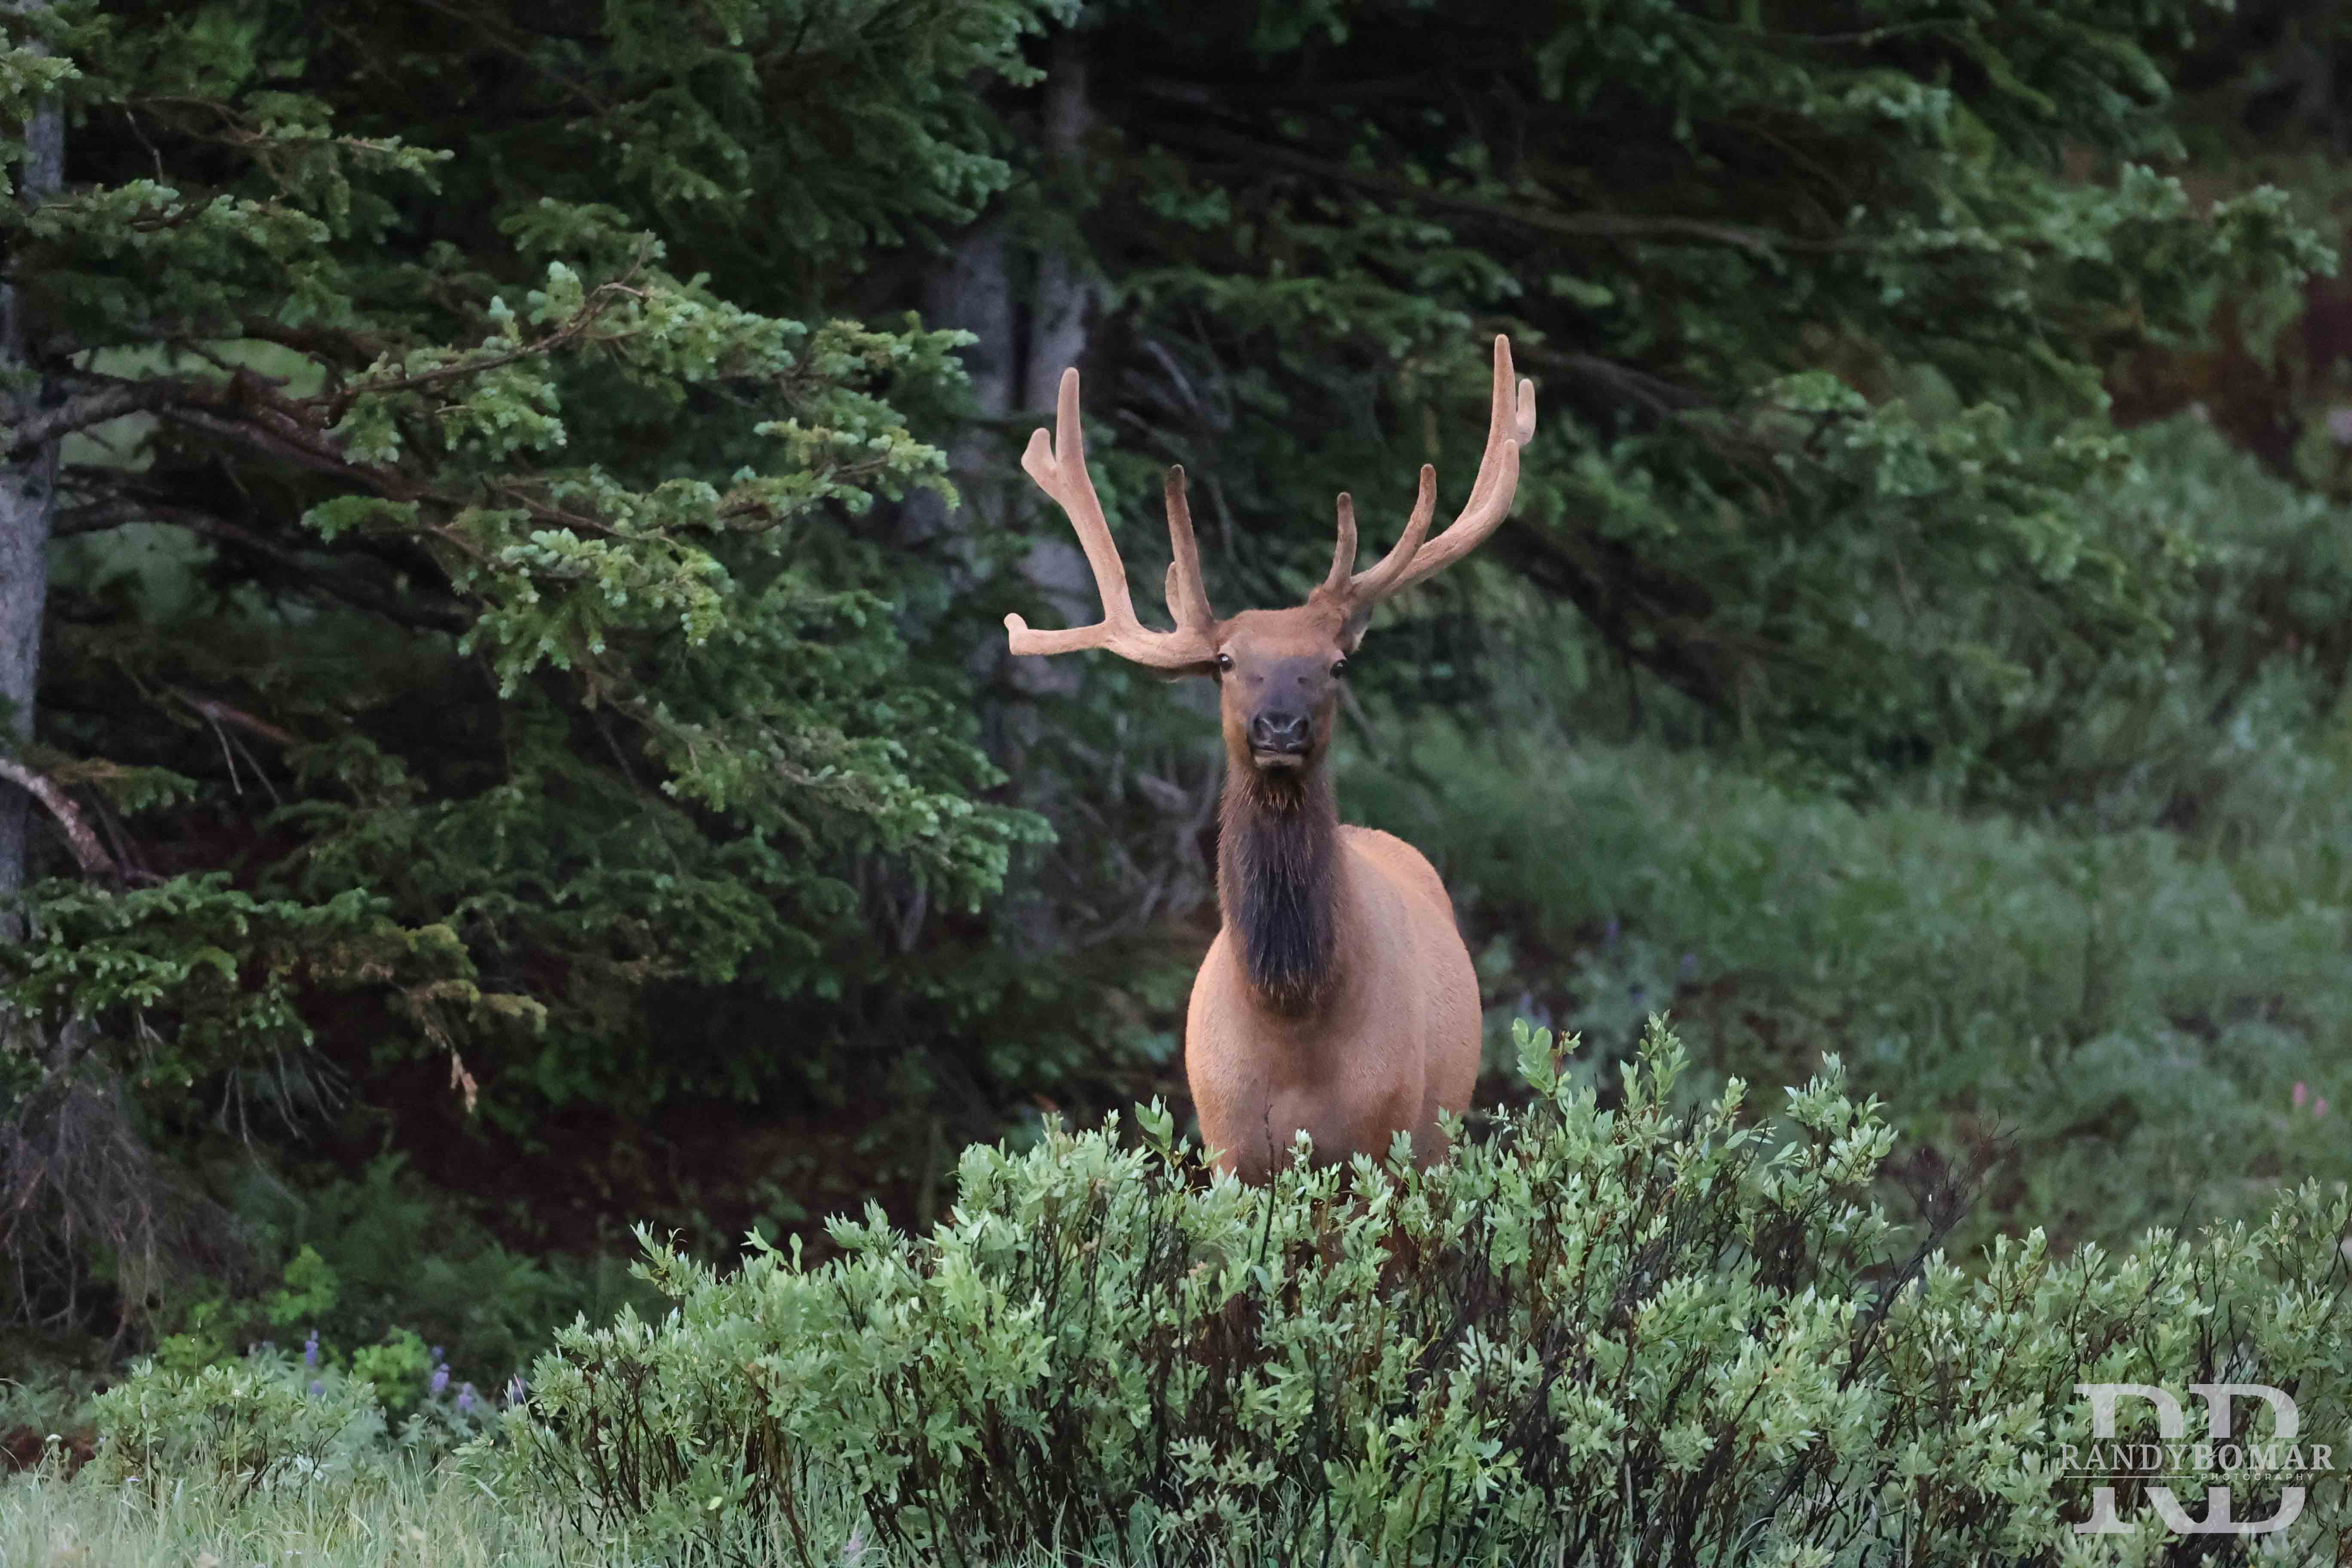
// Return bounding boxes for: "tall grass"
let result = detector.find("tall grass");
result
[0,1464,559,1568]
[1349,721,2352,1251]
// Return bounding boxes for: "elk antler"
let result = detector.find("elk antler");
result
[1004,368,1220,670]
[1324,335,1536,615]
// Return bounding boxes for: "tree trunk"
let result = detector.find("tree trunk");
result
[1023,36,1096,416]
[900,37,1115,954]
[905,37,1100,688]
[903,222,1017,561]
[1012,34,1101,701]
[0,0,63,917]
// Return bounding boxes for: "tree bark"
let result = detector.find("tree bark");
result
[0,0,63,917]
[1023,37,1094,413]
[900,36,1133,956]
[906,37,1101,689]
[1009,32,1102,700]
[904,222,1017,561]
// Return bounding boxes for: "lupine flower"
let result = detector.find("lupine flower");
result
[2295,1081,2309,1110]
[308,1379,323,1396]
[302,1329,319,1369]
[842,1525,866,1566]
[2319,1097,2332,1118]
[429,1346,444,1363]
[429,1365,449,1397]
[456,1382,477,1414]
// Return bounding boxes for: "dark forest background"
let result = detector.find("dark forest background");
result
[7,0,2352,1399]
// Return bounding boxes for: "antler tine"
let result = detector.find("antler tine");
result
[1323,494,1360,594]
[1163,467,1219,634]
[1004,370,1219,670]
[1351,334,1537,603]
[1341,466,1436,602]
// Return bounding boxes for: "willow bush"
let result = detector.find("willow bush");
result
[491,1020,2352,1566]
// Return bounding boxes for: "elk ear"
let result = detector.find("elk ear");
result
[1341,603,1374,652]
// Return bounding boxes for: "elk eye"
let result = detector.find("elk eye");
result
[1331,658,1347,677]
[1215,652,1233,672]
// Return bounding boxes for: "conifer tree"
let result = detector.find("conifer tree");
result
[1046,0,2331,790]
[0,0,1060,1323]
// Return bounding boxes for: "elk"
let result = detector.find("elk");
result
[1005,336,1535,1182]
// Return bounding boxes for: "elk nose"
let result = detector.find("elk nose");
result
[1250,710,1311,753]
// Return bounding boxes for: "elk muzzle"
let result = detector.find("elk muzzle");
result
[1248,707,1314,768]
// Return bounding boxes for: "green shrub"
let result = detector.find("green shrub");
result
[495,1021,2352,1565]
[149,1155,652,1405]
[89,1352,388,1502]
[0,1357,99,1455]
[89,1337,509,1501]
[233,1155,655,1378]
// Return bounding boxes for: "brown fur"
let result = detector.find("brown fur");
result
[1219,746,1339,1012]
[1183,608,1481,1183]
[1002,337,1532,1184]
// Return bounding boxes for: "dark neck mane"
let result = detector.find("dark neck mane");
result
[1218,764,1340,1012]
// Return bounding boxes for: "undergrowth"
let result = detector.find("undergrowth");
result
[1353,724,2352,1255]
[491,1021,2352,1566]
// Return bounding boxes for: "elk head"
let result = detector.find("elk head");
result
[1003,335,1537,779]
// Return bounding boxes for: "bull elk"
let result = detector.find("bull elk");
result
[1004,336,1535,1182]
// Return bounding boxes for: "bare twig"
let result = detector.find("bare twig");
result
[169,689,299,748]
[448,1049,479,1115]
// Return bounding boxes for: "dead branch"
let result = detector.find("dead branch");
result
[3,381,175,452]
[57,482,473,634]
[0,756,115,879]
[169,689,299,748]
[0,1023,249,1338]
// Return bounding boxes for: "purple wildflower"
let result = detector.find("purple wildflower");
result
[429,1365,449,1397]
[456,1382,477,1414]
[302,1330,319,1369]
[308,1379,323,1397]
